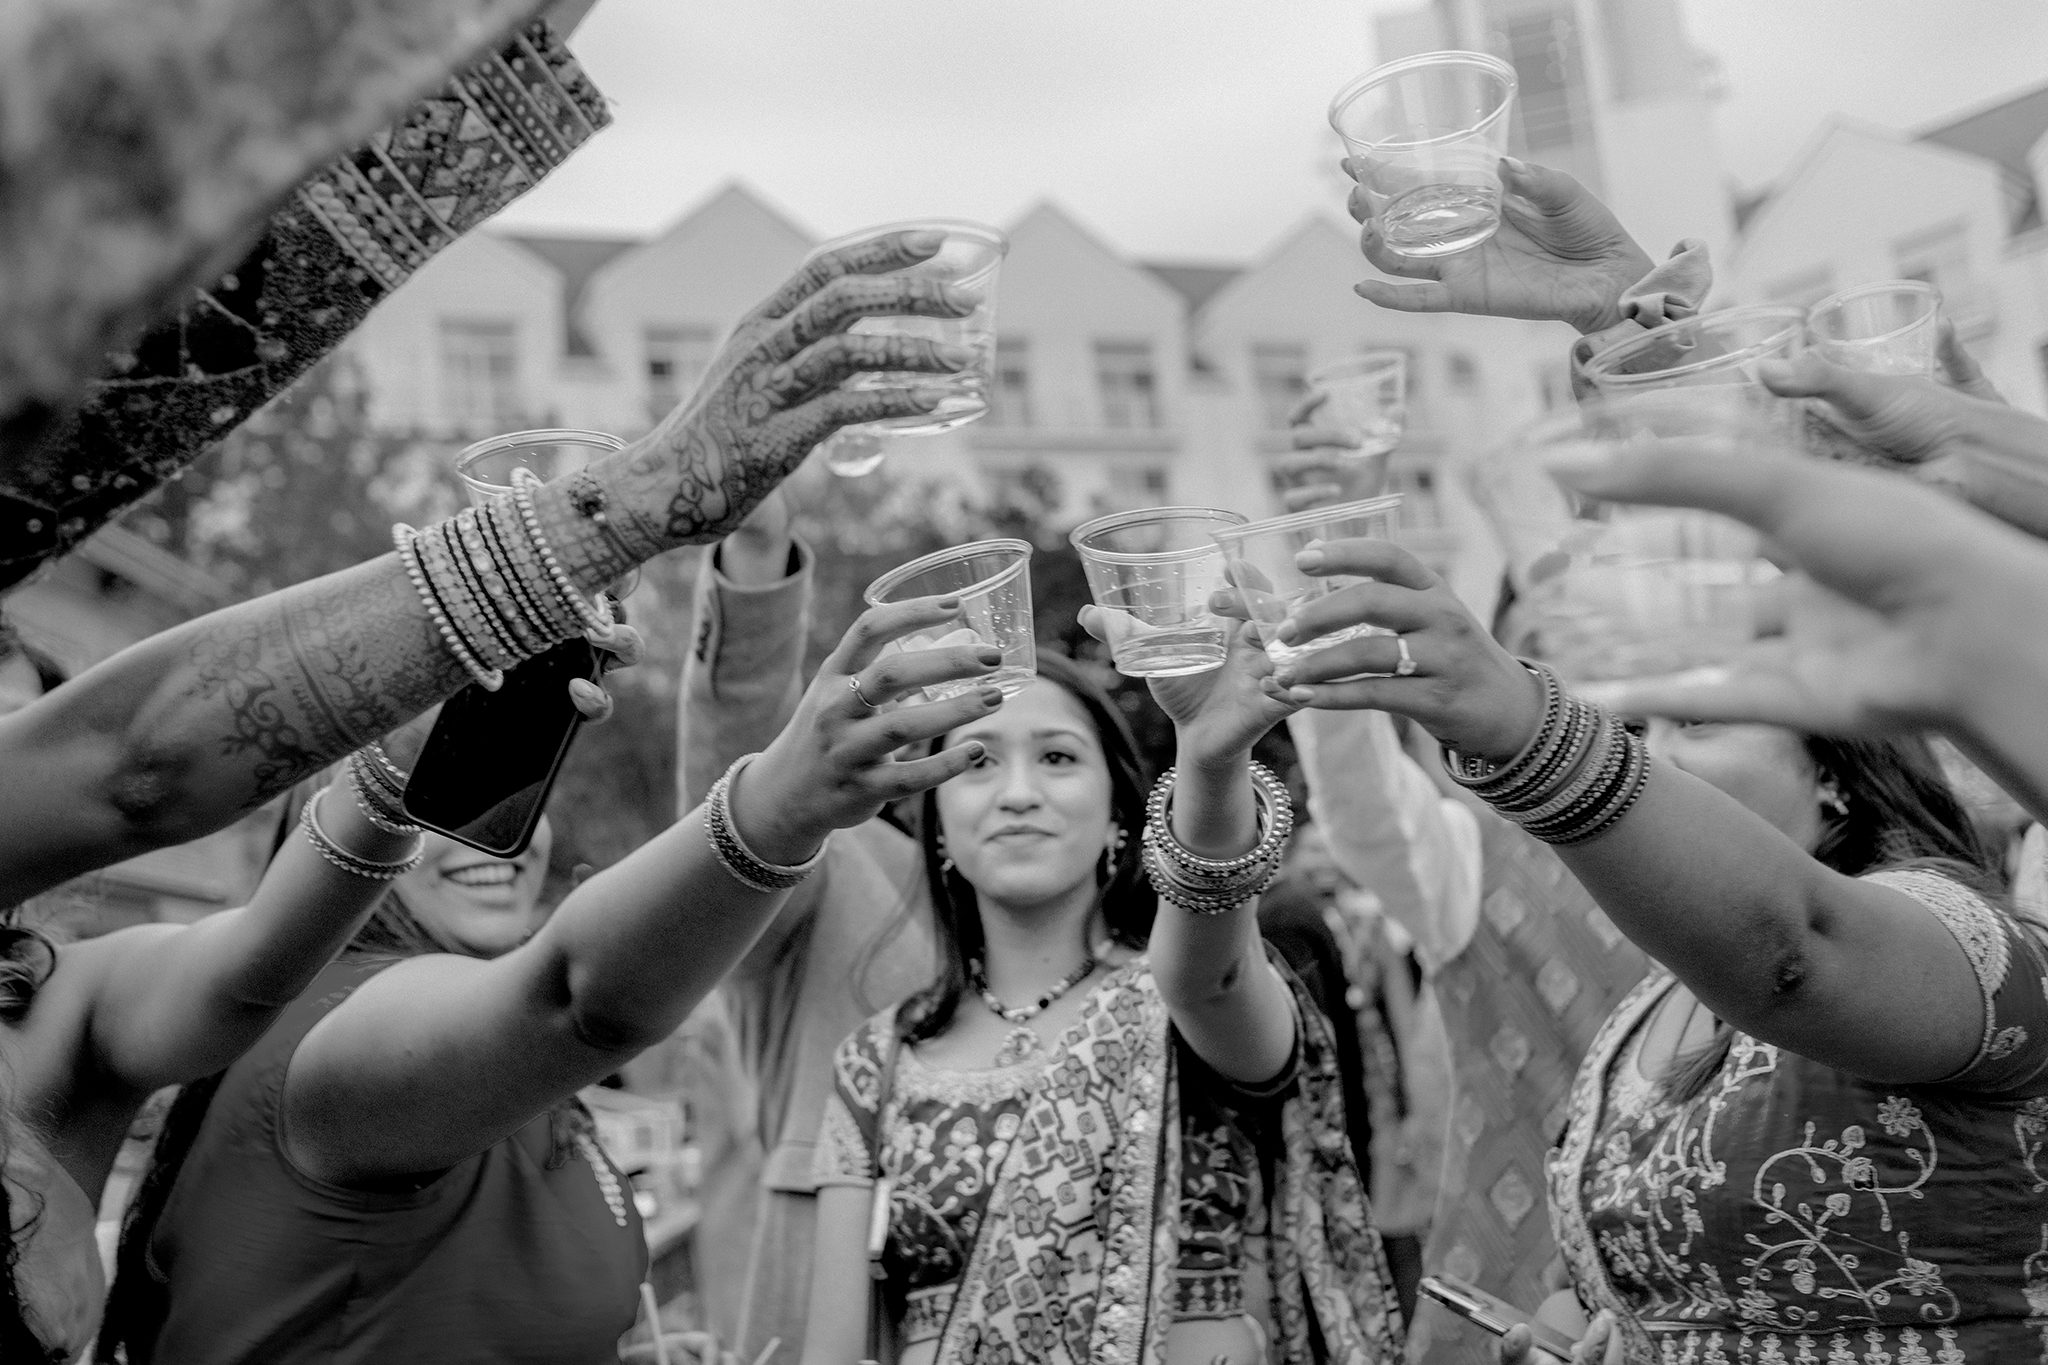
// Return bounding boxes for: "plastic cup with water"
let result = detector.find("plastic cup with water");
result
[1467,393,1786,682]
[804,219,1008,477]
[862,539,1036,701]
[1806,280,1942,376]
[1328,51,1518,260]
[1580,305,1807,449]
[1309,352,1407,459]
[454,428,638,596]
[1210,495,1404,666]
[1071,507,1247,678]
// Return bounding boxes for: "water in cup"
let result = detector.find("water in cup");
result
[1380,181,1502,258]
[895,624,1036,700]
[863,538,1037,701]
[1071,507,1242,678]
[1210,495,1404,667]
[843,333,994,436]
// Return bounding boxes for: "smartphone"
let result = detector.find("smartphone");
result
[1419,1275,1579,1362]
[402,635,603,858]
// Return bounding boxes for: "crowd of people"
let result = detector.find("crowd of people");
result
[8,10,2048,1365]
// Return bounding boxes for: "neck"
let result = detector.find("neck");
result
[976,880,1101,1003]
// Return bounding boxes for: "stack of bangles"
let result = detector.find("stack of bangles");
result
[393,466,615,691]
[1441,660,1651,846]
[704,754,830,894]
[1141,761,1294,914]
[300,775,425,882]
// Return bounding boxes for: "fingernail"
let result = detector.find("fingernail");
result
[1272,668,1296,687]
[1539,446,1616,485]
[1277,619,1301,644]
[943,284,983,309]
[1295,546,1325,572]
[978,686,1005,707]
[937,342,974,367]
[1502,155,1528,175]
[911,384,951,404]
[936,596,962,610]
[902,229,945,252]
[976,646,1003,667]
[1287,686,1315,705]
[568,679,602,703]
[966,740,986,760]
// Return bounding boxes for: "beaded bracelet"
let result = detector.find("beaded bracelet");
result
[426,518,521,671]
[511,467,615,635]
[344,748,419,835]
[474,498,564,651]
[1443,661,1563,795]
[704,754,829,893]
[451,512,538,659]
[1141,762,1295,915]
[300,787,425,880]
[394,524,505,691]
[1548,729,1652,846]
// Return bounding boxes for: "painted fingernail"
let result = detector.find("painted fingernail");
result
[936,596,962,610]
[936,343,974,367]
[978,686,1005,707]
[966,740,987,760]
[1502,155,1528,175]
[976,646,1003,666]
[568,679,603,704]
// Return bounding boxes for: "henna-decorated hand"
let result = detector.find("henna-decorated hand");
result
[599,230,977,554]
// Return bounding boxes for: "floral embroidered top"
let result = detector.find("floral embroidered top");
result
[815,1004,1291,1350]
[1548,869,2048,1364]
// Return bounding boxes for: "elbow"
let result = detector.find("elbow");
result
[88,739,217,848]
[1152,949,1253,1017]
[564,994,678,1059]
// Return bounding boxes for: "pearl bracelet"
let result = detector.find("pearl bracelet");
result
[300,787,424,881]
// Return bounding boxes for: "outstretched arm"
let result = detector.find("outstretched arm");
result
[282,596,1004,1183]
[0,231,975,907]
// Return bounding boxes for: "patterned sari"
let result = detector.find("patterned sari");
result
[889,954,1403,1365]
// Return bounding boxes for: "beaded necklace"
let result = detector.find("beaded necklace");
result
[969,943,1105,1067]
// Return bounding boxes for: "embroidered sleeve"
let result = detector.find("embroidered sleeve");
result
[810,1019,890,1188]
[1865,868,2048,1096]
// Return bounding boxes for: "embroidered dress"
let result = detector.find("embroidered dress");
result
[814,955,1403,1364]
[1548,870,2048,1363]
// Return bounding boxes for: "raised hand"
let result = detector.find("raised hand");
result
[1270,390,1392,512]
[1079,607,1296,766]
[1349,156,1654,335]
[731,594,1006,860]
[597,230,979,560]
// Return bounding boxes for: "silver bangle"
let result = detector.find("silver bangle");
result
[510,467,616,635]
[704,754,828,893]
[344,748,419,835]
[300,787,425,881]
[1141,762,1294,915]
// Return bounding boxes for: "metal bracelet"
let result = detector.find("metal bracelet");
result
[299,787,424,881]
[510,467,615,635]
[394,523,503,691]
[704,753,828,893]
[344,749,419,835]
[1143,761,1294,879]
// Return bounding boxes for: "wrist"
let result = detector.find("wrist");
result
[726,750,831,864]
[715,534,799,588]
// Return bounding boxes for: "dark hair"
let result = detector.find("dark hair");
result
[896,650,1156,1045]
[1660,729,2002,1103]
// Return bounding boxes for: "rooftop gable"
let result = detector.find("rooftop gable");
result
[1915,80,2048,232]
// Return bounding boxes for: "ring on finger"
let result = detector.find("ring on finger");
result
[1393,633,1418,677]
[848,675,883,711]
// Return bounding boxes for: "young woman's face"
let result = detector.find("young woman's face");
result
[1642,719,1827,853]
[937,680,1119,914]
[397,816,554,957]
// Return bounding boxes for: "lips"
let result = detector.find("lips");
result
[988,827,1055,842]
[441,861,521,888]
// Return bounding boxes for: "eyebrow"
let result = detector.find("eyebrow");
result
[951,726,1096,747]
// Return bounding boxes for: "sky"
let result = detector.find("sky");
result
[495,0,2048,263]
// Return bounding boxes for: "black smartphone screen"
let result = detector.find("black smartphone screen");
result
[402,637,601,857]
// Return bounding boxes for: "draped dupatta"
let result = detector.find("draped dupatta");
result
[930,952,1404,1365]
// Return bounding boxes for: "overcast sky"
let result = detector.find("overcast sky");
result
[495,0,2048,262]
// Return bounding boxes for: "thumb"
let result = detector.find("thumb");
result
[1500,156,1591,214]
[1755,353,1869,405]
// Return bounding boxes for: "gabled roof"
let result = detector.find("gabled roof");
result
[1916,80,2048,233]
[503,232,639,357]
[1140,262,1242,316]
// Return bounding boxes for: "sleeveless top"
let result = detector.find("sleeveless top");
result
[1550,870,2048,1363]
[814,999,1294,1349]
[6,1122,103,1362]
[139,958,647,1365]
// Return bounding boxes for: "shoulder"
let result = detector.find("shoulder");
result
[1861,868,2024,986]
[830,1012,899,1104]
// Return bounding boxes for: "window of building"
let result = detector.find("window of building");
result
[1765,266,1838,310]
[645,325,717,421]
[440,320,521,433]
[1446,351,1480,392]
[1893,222,1971,300]
[1250,342,1310,429]
[986,337,1032,427]
[1499,7,1591,159]
[1095,340,1161,430]
[1107,464,1171,507]
[1388,464,1445,531]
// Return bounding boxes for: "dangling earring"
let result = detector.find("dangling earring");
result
[1098,827,1127,883]
[937,836,955,875]
[1820,781,1850,818]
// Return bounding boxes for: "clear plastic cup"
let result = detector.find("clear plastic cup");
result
[1210,495,1405,665]
[1328,51,1518,259]
[1308,352,1407,459]
[862,539,1036,700]
[454,428,637,596]
[803,219,1008,476]
[818,428,888,478]
[1070,507,1248,678]
[1468,393,1786,682]
[1807,280,1943,376]
[1580,305,1807,446]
